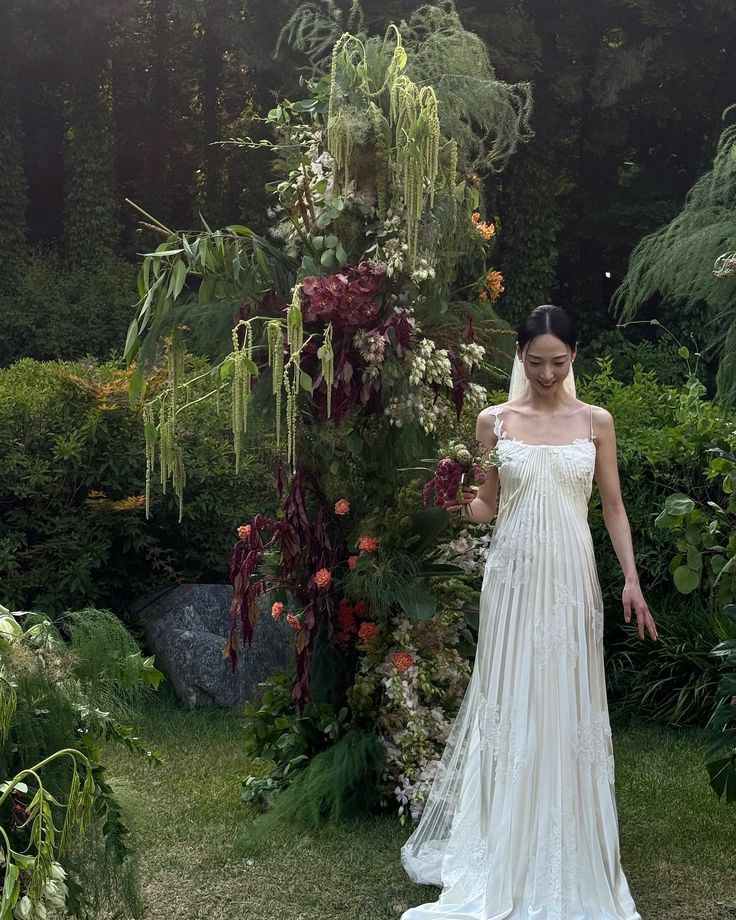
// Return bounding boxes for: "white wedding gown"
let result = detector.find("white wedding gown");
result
[400,406,641,920]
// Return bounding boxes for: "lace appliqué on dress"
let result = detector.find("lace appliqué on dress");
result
[533,578,581,668]
[573,708,615,784]
[532,804,580,920]
[477,696,528,784]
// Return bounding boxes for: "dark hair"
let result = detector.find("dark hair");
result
[517,304,577,353]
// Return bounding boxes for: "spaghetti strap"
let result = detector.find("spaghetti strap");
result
[589,404,594,441]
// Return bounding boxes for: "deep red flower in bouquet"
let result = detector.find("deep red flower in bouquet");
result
[422,443,497,508]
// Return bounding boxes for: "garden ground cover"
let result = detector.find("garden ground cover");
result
[102,692,736,920]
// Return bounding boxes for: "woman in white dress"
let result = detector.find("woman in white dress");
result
[400,305,659,920]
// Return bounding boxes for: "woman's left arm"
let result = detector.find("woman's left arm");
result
[593,407,659,642]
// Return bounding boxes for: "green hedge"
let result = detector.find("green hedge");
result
[0,249,136,366]
[580,361,731,602]
[0,358,277,617]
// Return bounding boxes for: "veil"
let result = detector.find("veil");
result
[508,352,576,400]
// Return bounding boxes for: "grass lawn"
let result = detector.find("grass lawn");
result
[102,691,736,920]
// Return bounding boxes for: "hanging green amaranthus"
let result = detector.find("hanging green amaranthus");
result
[390,77,441,264]
[267,320,285,445]
[231,321,257,474]
[317,322,335,418]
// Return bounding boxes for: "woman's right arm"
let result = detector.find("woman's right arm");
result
[444,408,500,524]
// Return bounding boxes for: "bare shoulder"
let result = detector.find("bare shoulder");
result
[590,405,614,432]
[581,403,615,446]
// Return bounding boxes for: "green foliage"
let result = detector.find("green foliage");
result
[63,55,120,267]
[236,728,385,853]
[240,669,351,809]
[0,358,276,616]
[0,249,136,366]
[607,595,736,727]
[652,440,736,801]
[579,361,732,595]
[583,362,736,802]
[580,326,693,388]
[654,448,736,608]
[497,137,560,326]
[0,80,28,283]
[0,604,158,918]
[281,0,533,176]
[612,113,736,402]
[707,603,736,802]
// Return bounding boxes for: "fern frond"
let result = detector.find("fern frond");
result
[611,111,736,403]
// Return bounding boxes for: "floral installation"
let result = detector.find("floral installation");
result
[123,5,532,818]
[347,577,477,822]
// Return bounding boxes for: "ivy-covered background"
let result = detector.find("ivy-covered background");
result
[2,0,736,377]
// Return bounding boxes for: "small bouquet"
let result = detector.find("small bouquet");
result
[422,441,499,508]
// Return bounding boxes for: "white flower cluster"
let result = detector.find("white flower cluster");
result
[384,391,450,434]
[458,342,486,370]
[383,236,407,277]
[13,863,67,919]
[408,339,452,388]
[433,527,494,576]
[410,256,437,285]
[394,756,441,822]
[463,381,489,411]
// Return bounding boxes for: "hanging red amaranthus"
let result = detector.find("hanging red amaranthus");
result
[227,470,338,711]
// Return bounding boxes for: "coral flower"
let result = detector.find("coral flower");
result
[347,555,359,570]
[358,621,378,643]
[358,535,379,553]
[471,210,481,224]
[286,613,301,630]
[314,568,332,589]
[271,602,284,620]
[393,651,414,673]
[237,524,252,540]
[334,498,350,516]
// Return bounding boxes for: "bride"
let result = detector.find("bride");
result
[400,304,658,920]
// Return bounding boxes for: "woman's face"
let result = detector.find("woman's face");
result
[517,333,576,395]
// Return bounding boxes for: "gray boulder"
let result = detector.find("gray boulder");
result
[133,584,293,709]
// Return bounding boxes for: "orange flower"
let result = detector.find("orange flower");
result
[358,535,379,553]
[271,602,284,620]
[237,524,252,540]
[314,568,332,589]
[347,555,359,570]
[286,613,301,630]
[334,499,350,516]
[392,651,414,673]
[470,210,481,224]
[478,289,489,302]
[111,495,146,512]
[358,621,378,643]
[485,270,504,302]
